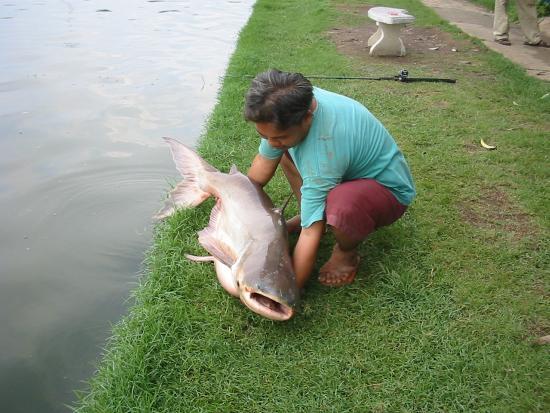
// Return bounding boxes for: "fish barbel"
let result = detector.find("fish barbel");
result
[155,138,298,321]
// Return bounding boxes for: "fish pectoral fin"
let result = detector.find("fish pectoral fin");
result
[198,228,237,268]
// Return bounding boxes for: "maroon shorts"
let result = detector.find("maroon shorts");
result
[325,179,407,242]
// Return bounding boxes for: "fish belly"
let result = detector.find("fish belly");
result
[214,259,239,297]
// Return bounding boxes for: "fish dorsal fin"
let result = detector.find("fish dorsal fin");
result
[229,164,240,175]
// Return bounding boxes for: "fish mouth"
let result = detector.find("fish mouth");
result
[240,290,294,321]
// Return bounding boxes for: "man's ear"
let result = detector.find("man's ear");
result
[306,98,317,118]
[303,110,314,126]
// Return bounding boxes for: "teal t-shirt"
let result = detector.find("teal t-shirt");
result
[259,87,416,228]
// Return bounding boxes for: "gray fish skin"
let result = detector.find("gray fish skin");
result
[156,138,298,321]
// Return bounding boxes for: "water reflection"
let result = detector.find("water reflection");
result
[0,0,254,411]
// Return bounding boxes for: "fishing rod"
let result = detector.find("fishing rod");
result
[226,69,456,84]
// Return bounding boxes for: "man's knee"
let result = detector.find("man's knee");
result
[326,179,406,240]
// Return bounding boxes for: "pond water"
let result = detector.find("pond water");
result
[0,0,254,411]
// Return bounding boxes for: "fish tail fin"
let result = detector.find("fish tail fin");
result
[154,137,218,220]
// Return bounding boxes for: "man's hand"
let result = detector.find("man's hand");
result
[292,220,325,288]
[248,154,281,187]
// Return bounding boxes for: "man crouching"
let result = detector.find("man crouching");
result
[245,69,416,289]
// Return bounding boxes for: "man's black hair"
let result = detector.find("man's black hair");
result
[244,69,313,130]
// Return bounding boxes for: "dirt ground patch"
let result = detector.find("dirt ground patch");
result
[328,4,481,76]
[525,318,550,344]
[458,187,537,241]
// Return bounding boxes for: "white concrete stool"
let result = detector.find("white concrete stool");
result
[367,7,415,57]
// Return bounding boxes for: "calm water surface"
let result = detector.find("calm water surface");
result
[0,0,254,411]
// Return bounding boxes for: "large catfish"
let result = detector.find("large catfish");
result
[155,137,298,321]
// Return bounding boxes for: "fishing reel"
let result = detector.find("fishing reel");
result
[396,69,409,82]
[393,68,456,83]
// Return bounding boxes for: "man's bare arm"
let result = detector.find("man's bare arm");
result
[292,220,325,288]
[247,154,281,187]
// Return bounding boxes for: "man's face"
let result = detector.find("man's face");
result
[254,111,313,150]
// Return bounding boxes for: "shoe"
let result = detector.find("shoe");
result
[495,38,512,46]
[523,40,550,48]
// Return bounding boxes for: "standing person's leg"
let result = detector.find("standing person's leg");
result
[494,0,511,44]
[320,179,407,287]
[516,0,542,44]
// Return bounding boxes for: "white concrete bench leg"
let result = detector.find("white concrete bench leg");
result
[367,24,382,47]
[368,22,407,56]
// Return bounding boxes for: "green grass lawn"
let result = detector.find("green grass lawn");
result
[74,0,549,411]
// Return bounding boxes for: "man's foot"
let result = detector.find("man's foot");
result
[495,38,511,46]
[523,40,550,48]
[286,215,301,234]
[318,245,360,287]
